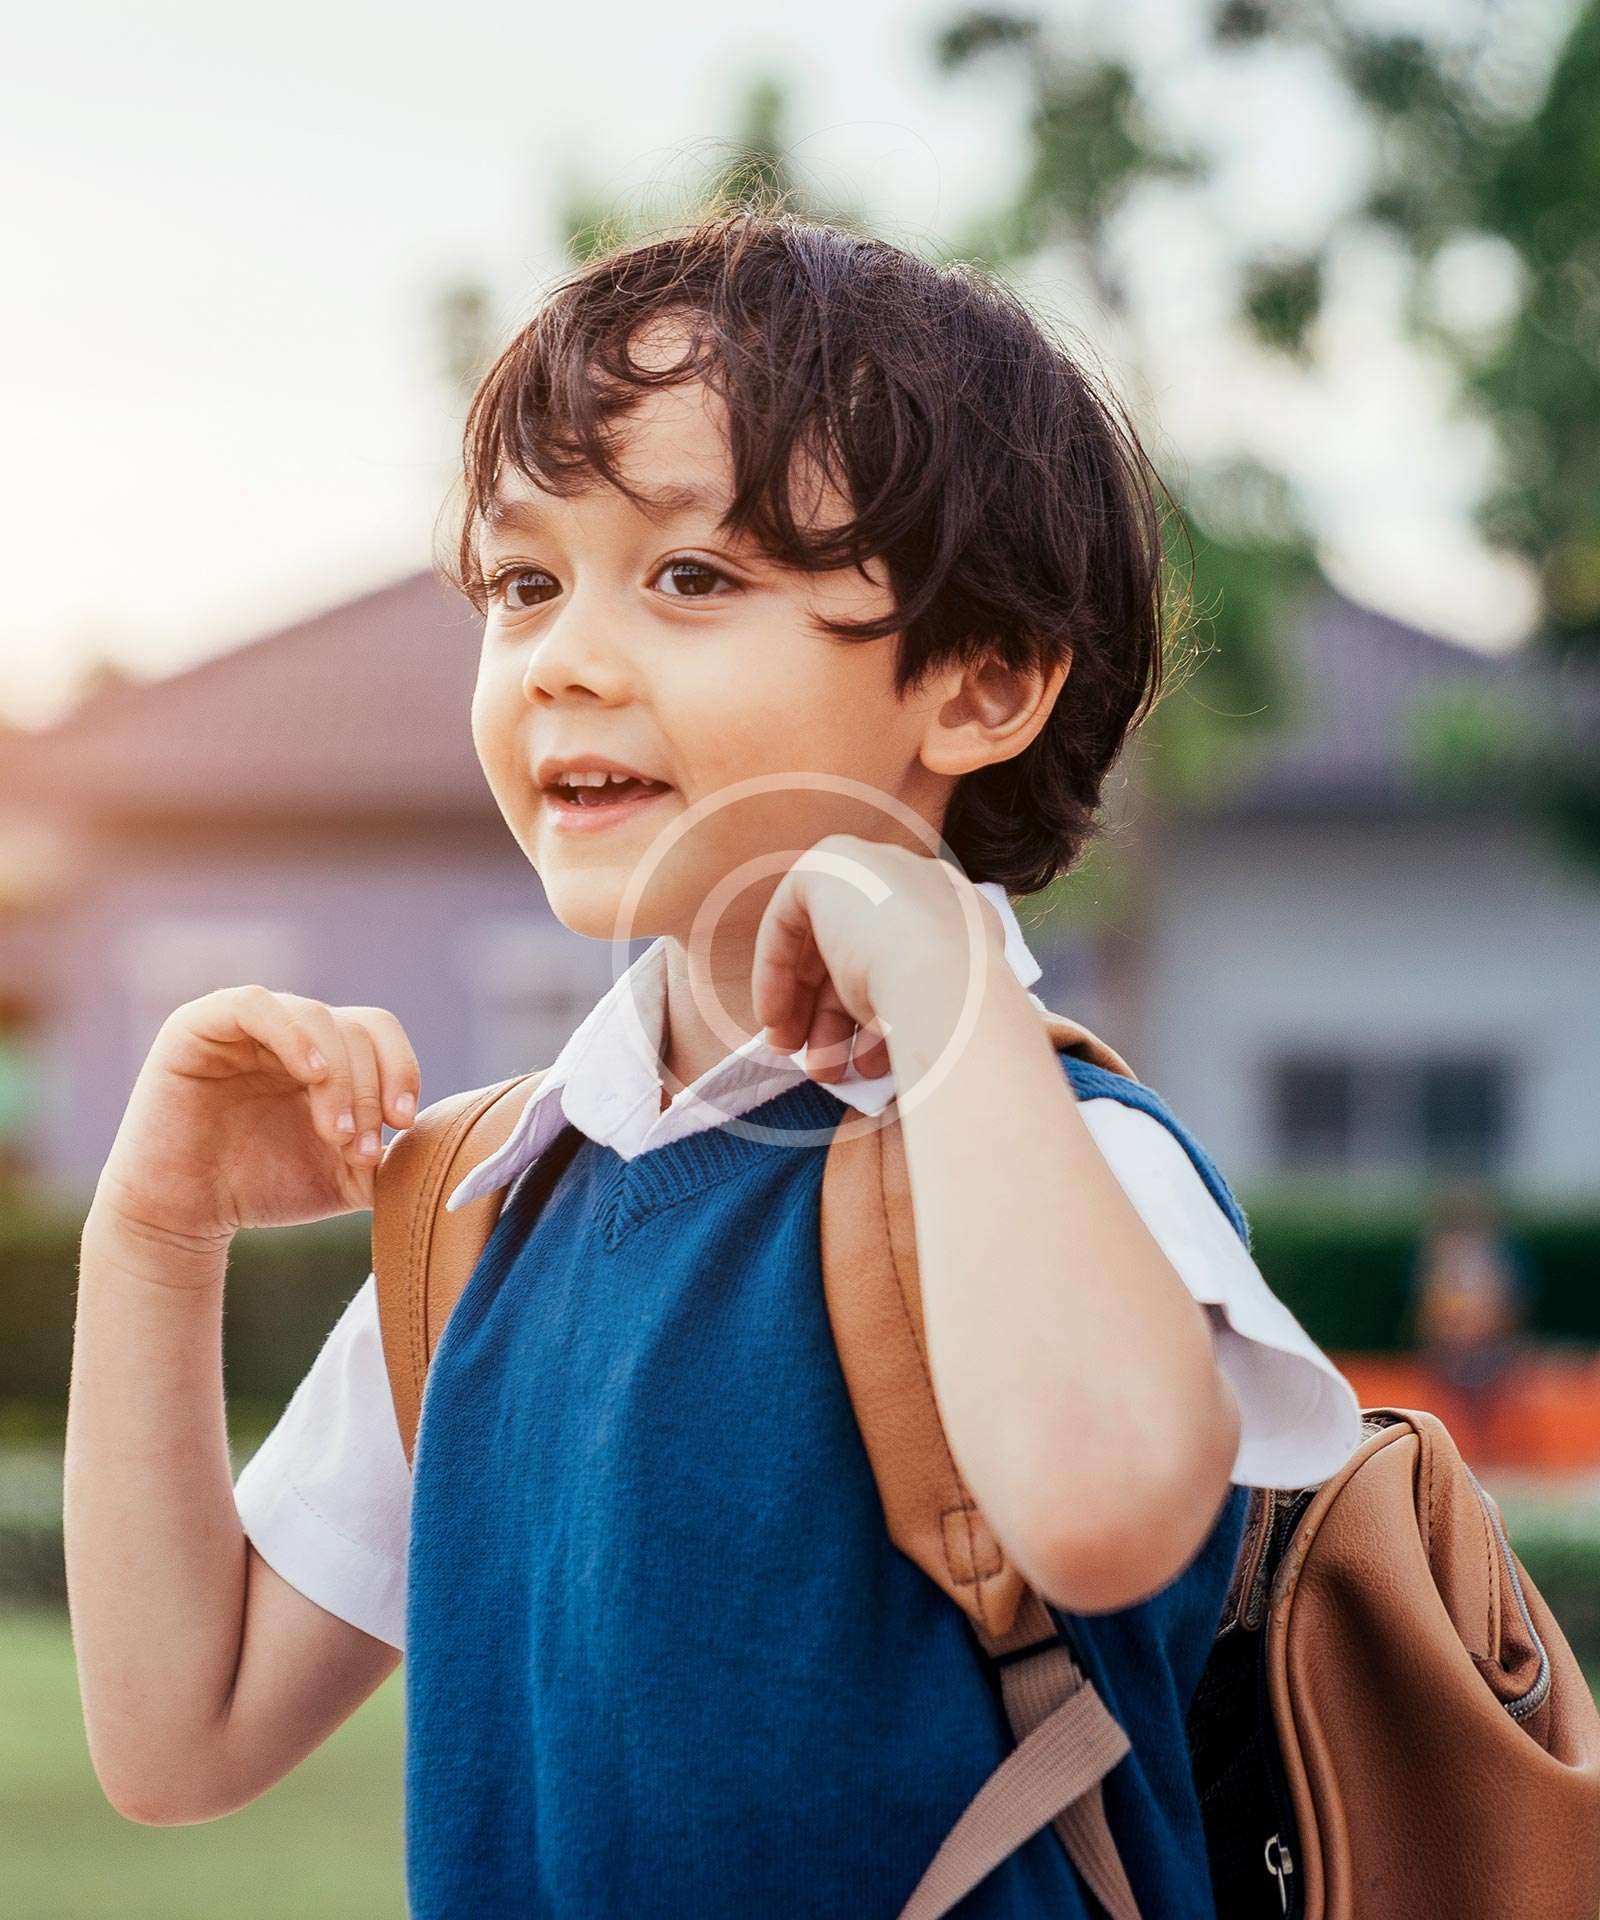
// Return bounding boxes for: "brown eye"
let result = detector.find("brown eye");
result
[494,568,555,609]
[654,558,732,599]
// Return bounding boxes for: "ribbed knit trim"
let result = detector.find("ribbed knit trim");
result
[598,1077,847,1248]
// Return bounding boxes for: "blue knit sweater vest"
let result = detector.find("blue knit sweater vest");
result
[404,1056,1252,1918]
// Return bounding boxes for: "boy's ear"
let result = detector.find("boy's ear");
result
[919,647,1071,780]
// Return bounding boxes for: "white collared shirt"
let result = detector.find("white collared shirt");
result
[233,882,1362,1651]
[442,878,1053,1211]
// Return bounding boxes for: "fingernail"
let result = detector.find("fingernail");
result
[336,1110,355,1132]
[308,1047,327,1073]
[359,1131,379,1158]
[395,1091,415,1118]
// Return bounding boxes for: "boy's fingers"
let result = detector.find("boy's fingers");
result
[848,1017,892,1081]
[341,1006,422,1131]
[334,1019,386,1165]
[219,988,356,1150]
[751,868,819,1042]
[756,918,834,1055]
[801,981,856,1080]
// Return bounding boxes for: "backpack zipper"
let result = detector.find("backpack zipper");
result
[1264,1832,1295,1913]
[1253,1590,1307,1919]
[1241,1486,1315,1632]
[1465,1465,1552,1722]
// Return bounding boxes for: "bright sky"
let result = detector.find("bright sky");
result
[0,0,1554,729]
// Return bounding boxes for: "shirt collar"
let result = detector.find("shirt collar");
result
[444,877,1044,1211]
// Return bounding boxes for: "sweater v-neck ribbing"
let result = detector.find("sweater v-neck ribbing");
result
[594,1076,848,1248]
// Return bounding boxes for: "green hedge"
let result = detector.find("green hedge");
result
[5,1190,1599,1439]
[1238,1190,1600,1355]
[1,1199,375,1443]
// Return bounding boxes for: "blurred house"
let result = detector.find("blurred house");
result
[0,574,617,1198]
[0,573,1595,1203]
[1145,596,1598,1203]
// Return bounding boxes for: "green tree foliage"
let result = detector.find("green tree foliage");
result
[1463,3,1600,862]
[1205,0,1600,866]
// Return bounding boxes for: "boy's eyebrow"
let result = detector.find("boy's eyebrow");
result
[481,479,728,536]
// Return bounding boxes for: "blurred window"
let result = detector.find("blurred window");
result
[1271,1056,1353,1167]
[124,916,306,1059]
[1268,1052,1512,1176]
[464,918,622,1079]
[1419,1058,1511,1173]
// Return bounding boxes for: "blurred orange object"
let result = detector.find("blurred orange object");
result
[1329,1348,1600,1476]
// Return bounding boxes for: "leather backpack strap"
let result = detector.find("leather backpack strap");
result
[371,1069,549,1466]
[819,1001,1145,1918]
[1030,1005,1135,1081]
[818,1001,1136,1637]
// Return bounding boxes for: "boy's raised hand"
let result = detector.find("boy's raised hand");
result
[752,835,1008,1087]
[94,986,421,1262]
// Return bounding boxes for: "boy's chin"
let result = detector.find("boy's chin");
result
[536,870,672,945]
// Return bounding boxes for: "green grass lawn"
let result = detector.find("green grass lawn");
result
[0,1608,406,1919]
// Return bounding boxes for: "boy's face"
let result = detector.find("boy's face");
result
[470,330,966,947]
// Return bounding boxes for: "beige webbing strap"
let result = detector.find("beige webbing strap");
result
[1002,1647,1142,1920]
[896,1643,1141,1920]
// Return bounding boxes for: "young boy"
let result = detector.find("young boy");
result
[67,210,1361,1916]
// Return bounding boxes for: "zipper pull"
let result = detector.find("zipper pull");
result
[1264,1833,1294,1913]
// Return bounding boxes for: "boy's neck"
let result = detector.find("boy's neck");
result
[656,928,766,1101]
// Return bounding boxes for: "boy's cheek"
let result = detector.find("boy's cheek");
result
[468,676,510,787]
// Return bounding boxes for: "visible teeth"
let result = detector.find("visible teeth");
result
[557,770,648,788]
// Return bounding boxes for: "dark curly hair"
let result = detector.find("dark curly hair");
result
[444,206,1180,895]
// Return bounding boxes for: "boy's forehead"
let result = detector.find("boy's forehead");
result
[481,468,727,536]
[478,368,854,544]
[483,378,736,534]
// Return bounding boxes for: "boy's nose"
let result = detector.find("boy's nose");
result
[522,606,635,704]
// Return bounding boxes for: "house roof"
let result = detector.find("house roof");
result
[0,572,491,820]
[0,566,1524,824]
[1190,585,1520,819]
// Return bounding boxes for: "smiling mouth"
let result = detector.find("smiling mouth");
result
[547,777,673,811]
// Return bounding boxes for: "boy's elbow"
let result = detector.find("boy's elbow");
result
[97,1763,206,1826]
[1018,1493,1226,1615]
[107,1789,190,1827]
[106,1780,249,1827]
[96,1766,190,1826]
[1013,1373,1241,1615]
[92,1745,253,1827]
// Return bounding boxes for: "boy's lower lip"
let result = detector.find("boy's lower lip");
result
[539,782,675,833]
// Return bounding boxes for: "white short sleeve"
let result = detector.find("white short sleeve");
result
[233,1271,412,1651]
[1074,1097,1364,1490]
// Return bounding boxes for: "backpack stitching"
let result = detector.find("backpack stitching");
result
[873,1119,996,1635]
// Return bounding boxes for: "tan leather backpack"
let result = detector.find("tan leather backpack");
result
[372,1005,1600,1919]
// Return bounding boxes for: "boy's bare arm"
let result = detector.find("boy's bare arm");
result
[753,842,1239,1614]
[66,986,419,1823]
[879,937,1240,1617]
[66,1205,400,1824]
